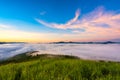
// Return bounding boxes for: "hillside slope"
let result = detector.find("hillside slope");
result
[0,52,120,80]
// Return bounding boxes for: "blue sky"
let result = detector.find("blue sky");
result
[0,0,120,42]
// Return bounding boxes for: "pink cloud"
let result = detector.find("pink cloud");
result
[66,9,80,25]
[36,7,120,41]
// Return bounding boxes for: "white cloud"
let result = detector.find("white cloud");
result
[40,11,46,15]
[0,24,12,29]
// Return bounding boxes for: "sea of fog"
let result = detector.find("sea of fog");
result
[0,43,120,61]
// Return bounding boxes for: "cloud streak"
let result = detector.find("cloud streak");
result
[36,7,120,41]
[0,29,65,42]
[0,24,71,42]
[0,7,120,42]
[0,24,12,29]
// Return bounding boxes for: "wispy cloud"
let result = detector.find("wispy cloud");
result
[40,11,46,15]
[36,7,120,41]
[0,24,68,42]
[35,9,80,29]
[1,6,120,42]
[0,24,12,29]
[66,9,80,25]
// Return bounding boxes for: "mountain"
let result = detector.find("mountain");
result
[0,42,25,44]
[52,41,120,44]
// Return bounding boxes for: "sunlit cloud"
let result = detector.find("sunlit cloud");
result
[0,30,62,42]
[35,9,80,29]
[0,24,70,42]
[1,6,120,42]
[66,9,80,25]
[0,23,119,42]
[36,7,120,41]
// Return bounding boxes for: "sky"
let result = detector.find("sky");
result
[0,0,120,42]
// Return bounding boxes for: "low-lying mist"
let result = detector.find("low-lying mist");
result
[0,43,120,61]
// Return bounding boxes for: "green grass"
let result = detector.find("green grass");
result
[0,53,120,80]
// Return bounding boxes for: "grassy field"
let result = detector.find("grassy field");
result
[0,53,120,80]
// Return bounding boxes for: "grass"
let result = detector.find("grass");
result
[0,52,120,80]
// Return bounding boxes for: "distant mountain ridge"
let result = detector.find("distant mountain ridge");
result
[52,41,120,44]
[0,41,120,44]
[0,42,25,44]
